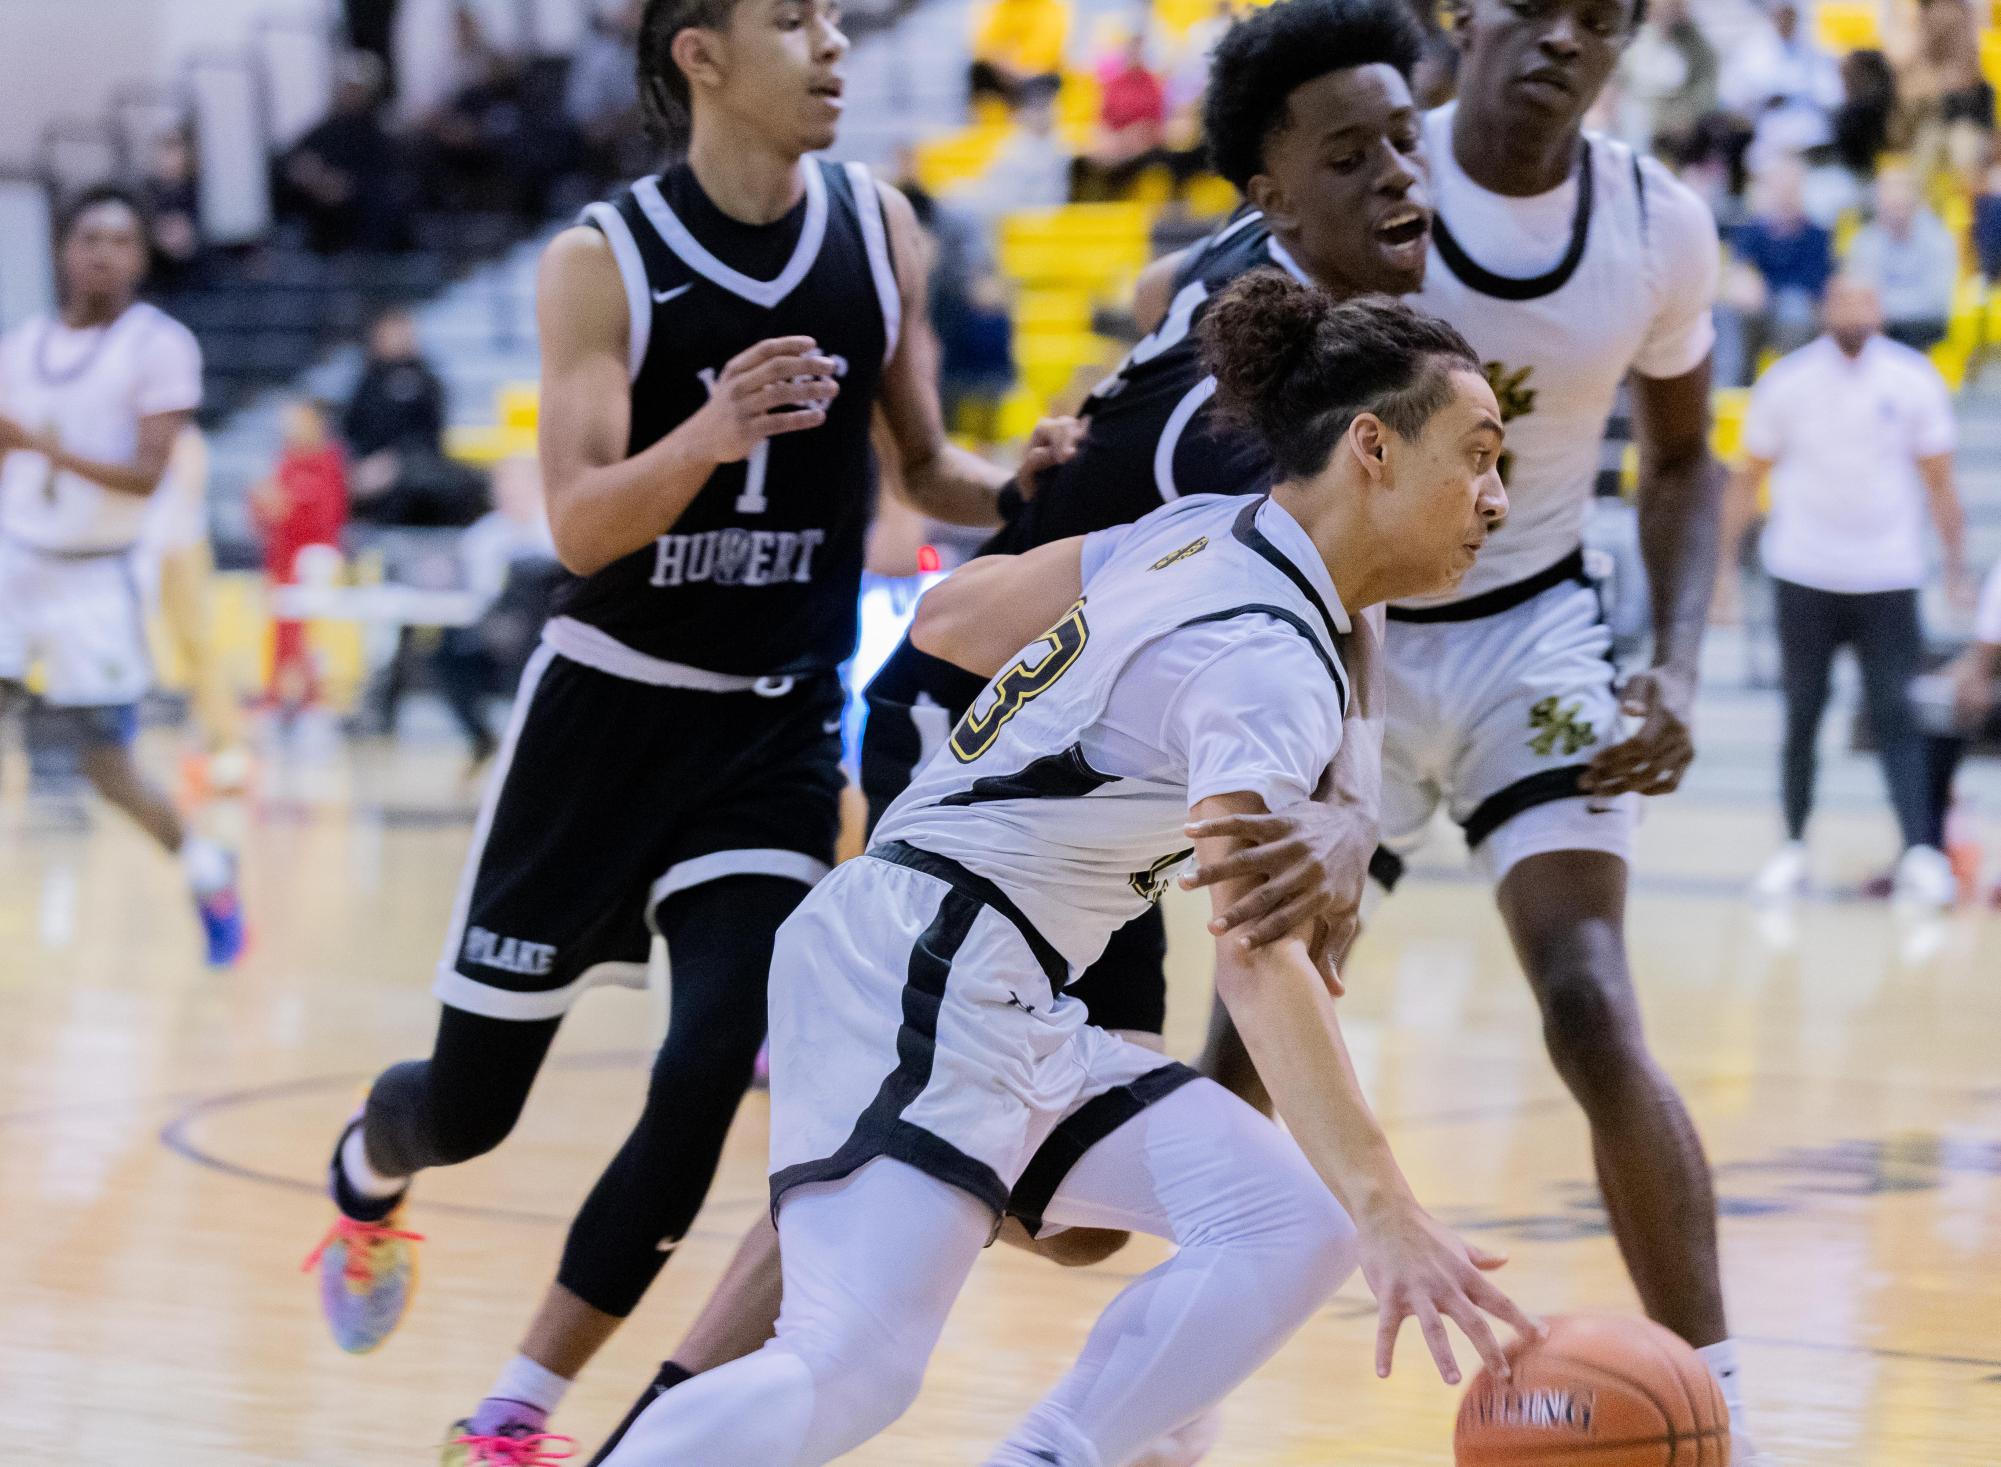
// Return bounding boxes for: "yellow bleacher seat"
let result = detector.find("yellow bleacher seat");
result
[1710,387,1749,464]
[1013,288,1093,334]
[1151,0,1217,46]
[447,423,537,467]
[498,383,539,430]
[1013,332,1121,400]
[913,122,1012,194]
[1816,1,1878,51]
[1182,172,1240,219]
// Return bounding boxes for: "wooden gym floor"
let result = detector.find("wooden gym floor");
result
[1,737,1997,1465]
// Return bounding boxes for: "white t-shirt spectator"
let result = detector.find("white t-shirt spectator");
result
[1743,334,1956,593]
[1976,559,2001,645]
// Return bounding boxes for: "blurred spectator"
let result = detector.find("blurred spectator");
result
[1164,0,1234,117]
[252,401,349,713]
[969,0,1071,106]
[1918,559,2001,901]
[895,151,1014,438]
[1843,166,1958,353]
[1973,149,2001,280]
[1098,33,1166,140]
[1717,154,1833,384]
[1720,1,1840,117]
[1831,48,1900,180]
[344,310,486,527]
[1731,277,1968,909]
[567,0,649,186]
[1618,0,1718,159]
[956,78,1073,221]
[283,51,413,253]
[1899,0,1994,187]
[432,456,558,769]
[421,14,575,220]
[344,0,402,94]
[140,129,202,287]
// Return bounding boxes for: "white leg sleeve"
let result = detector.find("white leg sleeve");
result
[601,1158,993,1467]
[987,1080,1359,1467]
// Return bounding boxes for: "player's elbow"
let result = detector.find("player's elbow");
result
[910,572,980,664]
[548,516,612,579]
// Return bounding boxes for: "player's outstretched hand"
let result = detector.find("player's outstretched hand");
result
[1581,665,1696,798]
[1181,797,1374,956]
[1360,1203,1543,1387]
[693,336,842,463]
[1017,415,1086,499]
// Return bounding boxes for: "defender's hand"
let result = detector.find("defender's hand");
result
[1581,665,1696,798]
[1018,415,1086,499]
[1181,798,1374,953]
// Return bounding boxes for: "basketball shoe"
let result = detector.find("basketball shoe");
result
[443,1401,576,1466]
[303,1119,422,1353]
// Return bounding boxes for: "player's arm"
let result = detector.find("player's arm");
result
[1193,790,1538,1385]
[0,408,191,497]
[536,225,840,577]
[872,181,1010,528]
[910,535,1087,676]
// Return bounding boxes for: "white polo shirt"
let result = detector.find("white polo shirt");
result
[1976,560,2001,645]
[1742,334,1956,594]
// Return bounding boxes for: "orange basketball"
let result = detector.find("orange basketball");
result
[1454,1314,1731,1465]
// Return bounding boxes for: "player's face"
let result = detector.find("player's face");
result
[61,202,148,308]
[714,0,850,153]
[1453,0,1635,131]
[1252,63,1430,298]
[1383,367,1508,594]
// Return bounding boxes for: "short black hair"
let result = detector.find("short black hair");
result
[638,0,751,141]
[1202,269,1481,481]
[1203,0,1425,190]
[57,183,151,249]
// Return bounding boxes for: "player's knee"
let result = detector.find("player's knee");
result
[791,1321,929,1443]
[1536,969,1643,1102]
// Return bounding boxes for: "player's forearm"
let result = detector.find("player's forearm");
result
[899,442,1007,528]
[545,422,725,576]
[1213,940,1416,1225]
[44,442,164,497]
[1637,442,1723,675]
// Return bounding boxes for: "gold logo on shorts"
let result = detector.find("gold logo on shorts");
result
[1149,536,1208,570]
[1527,696,1596,757]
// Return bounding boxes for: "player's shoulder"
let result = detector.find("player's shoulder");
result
[1592,133,1718,238]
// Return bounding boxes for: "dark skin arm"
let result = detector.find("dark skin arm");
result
[0,409,191,497]
[871,182,1008,528]
[1582,358,1720,798]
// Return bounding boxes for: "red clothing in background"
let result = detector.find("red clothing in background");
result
[259,444,348,580]
[1099,62,1165,133]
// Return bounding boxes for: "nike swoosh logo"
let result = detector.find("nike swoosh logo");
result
[653,284,693,305]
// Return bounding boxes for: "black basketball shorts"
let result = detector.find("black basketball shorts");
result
[434,643,845,1021]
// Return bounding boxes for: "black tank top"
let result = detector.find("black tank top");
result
[989,209,1284,554]
[553,158,898,676]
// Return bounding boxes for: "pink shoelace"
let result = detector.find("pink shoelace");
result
[451,1432,577,1466]
[299,1215,426,1287]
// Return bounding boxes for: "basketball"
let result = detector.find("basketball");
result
[1454,1315,1731,1465]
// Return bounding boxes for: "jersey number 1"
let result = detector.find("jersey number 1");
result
[697,367,770,515]
[949,600,1090,763]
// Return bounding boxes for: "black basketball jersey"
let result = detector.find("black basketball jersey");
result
[990,209,1290,554]
[553,158,898,676]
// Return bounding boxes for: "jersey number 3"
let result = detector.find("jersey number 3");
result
[697,367,770,514]
[949,600,1090,763]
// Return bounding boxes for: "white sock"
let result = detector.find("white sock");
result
[1697,1339,1747,1432]
[180,836,233,897]
[340,1125,407,1200]
[488,1354,573,1415]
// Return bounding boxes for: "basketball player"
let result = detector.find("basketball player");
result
[304,0,1036,1422]
[597,274,1528,1467]
[573,7,1439,1454]
[0,186,243,967]
[1376,0,1751,1441]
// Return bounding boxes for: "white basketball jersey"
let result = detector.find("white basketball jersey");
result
[1403,103,1719,607]
[878,494,1350,974]
[0,303,203,554]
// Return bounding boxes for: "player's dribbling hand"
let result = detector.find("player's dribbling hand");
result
[1359,1203,1544,1387]
[1017,415,1086,499]
[692,336,841,464]
[1181,798,1373,957]
[1581,664,1696,798]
